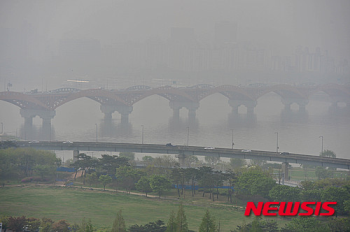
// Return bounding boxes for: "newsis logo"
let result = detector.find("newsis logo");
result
[244,202,337,216]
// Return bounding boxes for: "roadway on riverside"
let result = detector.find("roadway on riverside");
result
[15,141,350,169]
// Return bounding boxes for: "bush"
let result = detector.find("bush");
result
[21,177,33,183]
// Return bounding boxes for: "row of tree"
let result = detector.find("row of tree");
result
[0,148,59,180]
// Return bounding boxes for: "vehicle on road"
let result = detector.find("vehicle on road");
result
[166,143,174,147]
[280,152,290,155]
[204,147,215,150]
[241,149,251,152]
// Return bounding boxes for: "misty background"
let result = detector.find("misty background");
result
[1,0,349,90]
[0,0,349,161]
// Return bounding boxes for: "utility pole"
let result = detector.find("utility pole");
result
[95,123,98,142]
[187,127,189,146]
[319,136,324,154]
[275,132,279,153]
[231,129,234,149]
[141,125,144,144]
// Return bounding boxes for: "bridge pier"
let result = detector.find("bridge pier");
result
[177,152,186,167]
[282,162,289,181]
[281,98,309,111]
[185,102,199,121]
[228,99,257,114]
[169,101,182,119]
[100,105,115,121]
[38,110,56,140]
[20,109,56,140]
[169,101,199,120]
[73,150,79,162]
[100,104,133,124]
[20,109,36,140]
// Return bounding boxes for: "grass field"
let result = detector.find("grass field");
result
[0,185,289,231]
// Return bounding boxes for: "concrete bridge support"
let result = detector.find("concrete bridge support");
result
[169,101,182,119]
[38,110,56,140]
[100,104,115,121]
[228,99,257,114]
[169,101,199,120]
[177,152,186,167]
[329,97,349,109]
[20,109,56,140]
[73,150,79,162]
[282,162,289,181]
[100,104,133,124]
[20,109,35,139]
[281,98,309,111]
[185,102,199,121]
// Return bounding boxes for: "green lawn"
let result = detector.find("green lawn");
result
[0,186,288,230]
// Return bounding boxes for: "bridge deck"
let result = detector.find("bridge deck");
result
[15,141,350,169]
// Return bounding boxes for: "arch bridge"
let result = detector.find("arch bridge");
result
[1,83,349,137]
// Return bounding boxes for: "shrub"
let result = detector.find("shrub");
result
[21,177,33,183]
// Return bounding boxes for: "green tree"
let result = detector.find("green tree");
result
[269,185,301,202]
[251,177,276,199]
[99,174,112,191]
[230,158,246,170]
[34,164,52,179]
[78,218,94,232]
[236,167,275,197]
[199,210,216,232]
[136,176,153,197]
[40,217,54,232]
[8,216,26,232]
[300,189,322,202]
[26,217,41,232]
[142,156,154,163]
[150,175,172,198]
[166,210,177,232]
[250,217,263,232]
[175,203,188,232]
[86,172,98,186]
[116,165,144,193]
[98,154,129,175]
[111,210,126,232]
[51,220,70,232]
[321,186,350,215]
[344,199,350,214]
[204,156,220,167]
[282,217,329,232]
[119,152,135,161]
[327,218,350,232]
[315,166,332,180]
[320,150,336,158]
[198,166,215,199]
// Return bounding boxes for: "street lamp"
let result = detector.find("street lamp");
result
[275,132,279,153]
[141,125,144,144]
[95,123,98,142]
[231,129,234,149]
[319,136,324,154]
[187,127,189,146]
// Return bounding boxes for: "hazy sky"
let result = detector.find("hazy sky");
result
[1,0,349,58]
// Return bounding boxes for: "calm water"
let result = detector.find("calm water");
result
[1,90,349,161]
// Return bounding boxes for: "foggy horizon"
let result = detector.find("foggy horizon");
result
[1,0,349,91]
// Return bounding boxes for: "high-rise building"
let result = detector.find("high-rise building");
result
[214,21,237,44]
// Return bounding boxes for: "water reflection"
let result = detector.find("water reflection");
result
[20,124,56,141]
[328,105,350,117]
[227,112,257,128]
[280,108,309,124]
[100,119,132,138]
[168,116,199,133]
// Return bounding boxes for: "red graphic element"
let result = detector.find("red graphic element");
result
[244,202,336,216]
